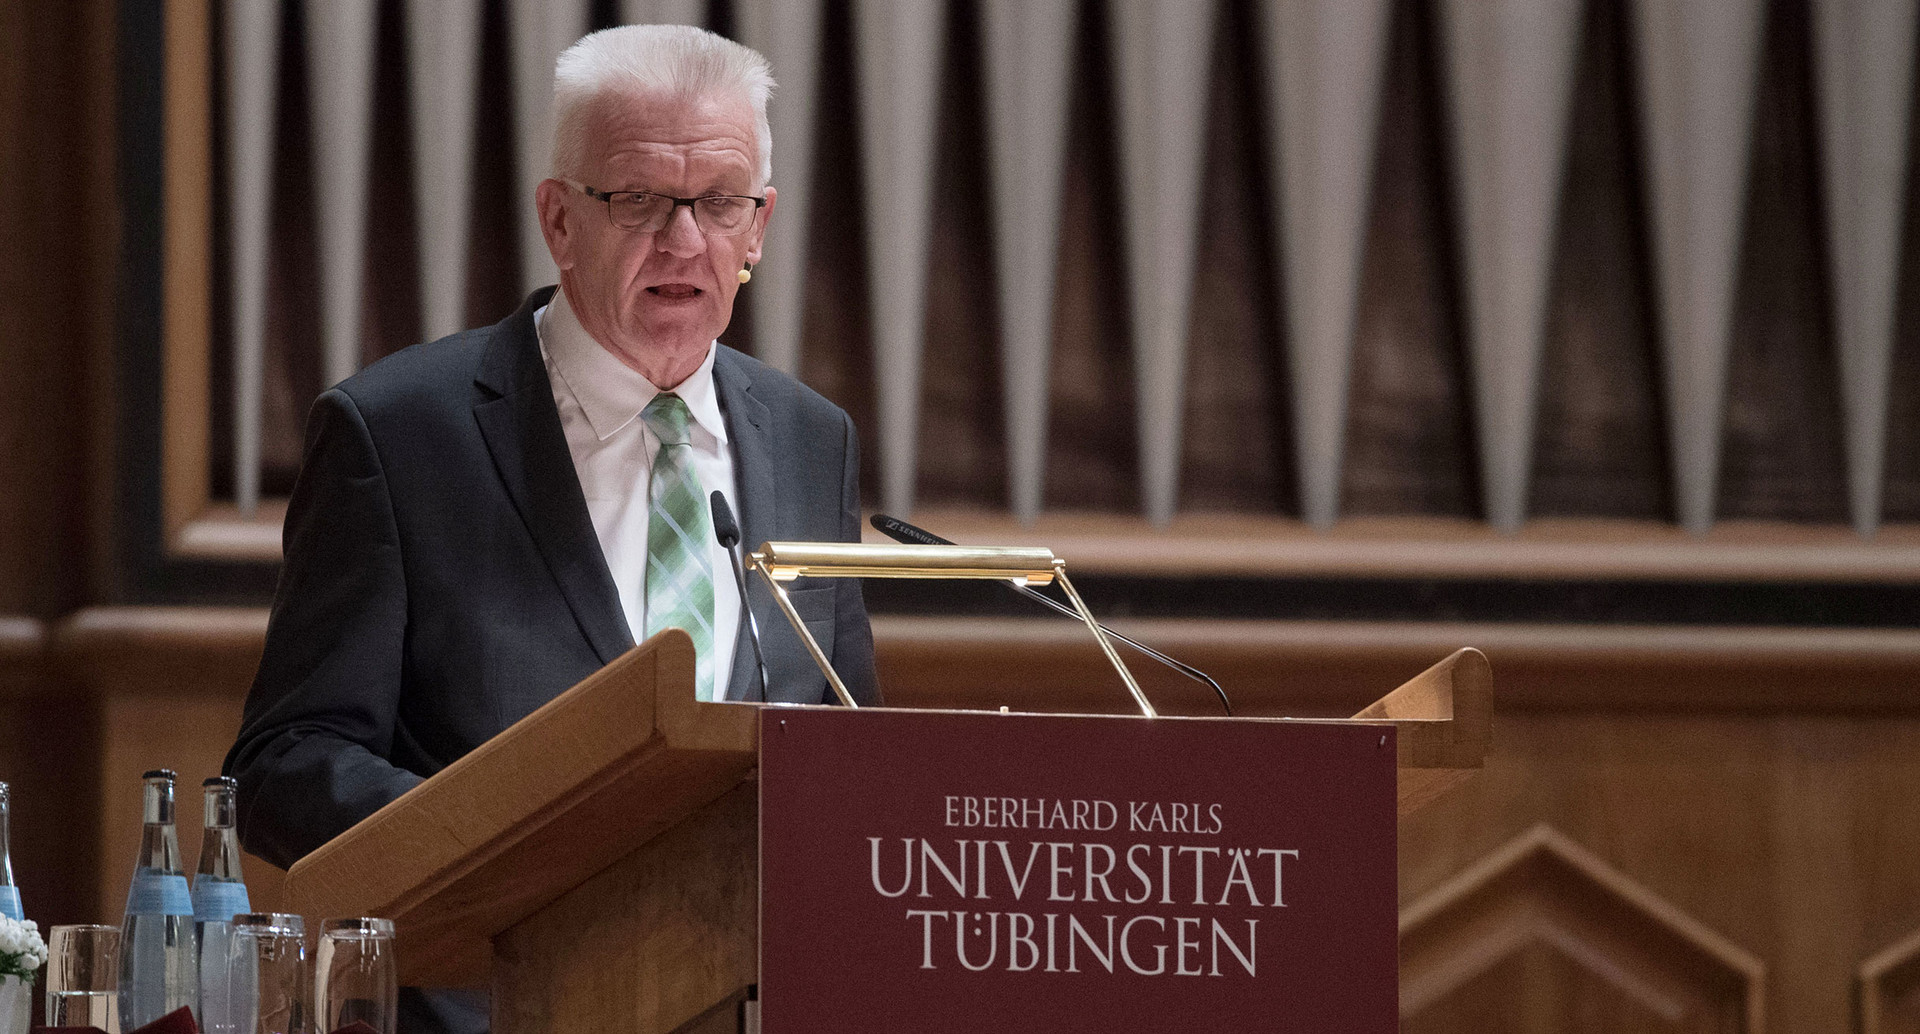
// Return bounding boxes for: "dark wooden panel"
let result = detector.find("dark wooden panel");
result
[16,606,1920,1034]
[0,0,113,615]
[915,0,1004,510]
[1042,0,1137,513]
[1531,0,1670,521]
[360,0,424,366]
[797,0,878,499]
[207,0,325,499]
[1883,59,1920,524]
[464,0,528,330]
[1406,944,1701,1034]
[0,619,100,941]
[1400,711,1920,1034]
[1179,0,1292,514]
[1342,0,1478,518]
[174,0,1914,533]
[1718,0,1848,524]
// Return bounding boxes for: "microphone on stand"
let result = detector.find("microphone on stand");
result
[869,513,1234,716]
[711,492,772,702]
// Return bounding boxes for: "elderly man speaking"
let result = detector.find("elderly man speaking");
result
[226,25,878,1033]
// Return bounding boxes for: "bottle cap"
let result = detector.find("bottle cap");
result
[142,769,178,781]
[203,776,238,788]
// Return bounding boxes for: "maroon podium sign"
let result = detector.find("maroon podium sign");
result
[759,708,1398,1032]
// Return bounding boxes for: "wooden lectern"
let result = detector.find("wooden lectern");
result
[282,630,1490,1033]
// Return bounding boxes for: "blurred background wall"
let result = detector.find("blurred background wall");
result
[4,0,1920,1030]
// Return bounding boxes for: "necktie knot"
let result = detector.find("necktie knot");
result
[641,393,694,446]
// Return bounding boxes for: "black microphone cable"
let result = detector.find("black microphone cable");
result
[869,513,1233,716]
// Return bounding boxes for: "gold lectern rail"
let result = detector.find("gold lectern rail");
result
[749,542,1155,718]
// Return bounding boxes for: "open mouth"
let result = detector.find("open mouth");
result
[646,283,702,300]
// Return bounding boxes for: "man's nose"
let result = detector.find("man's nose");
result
[656,202,707,257]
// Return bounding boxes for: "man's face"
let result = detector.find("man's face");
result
[539,90,774,381]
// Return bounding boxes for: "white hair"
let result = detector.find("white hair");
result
[549,25,775,186]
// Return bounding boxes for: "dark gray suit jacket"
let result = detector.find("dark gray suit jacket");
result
[226,283,878,876]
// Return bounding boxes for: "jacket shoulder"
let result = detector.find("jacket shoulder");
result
[331,326,497,415]
[715,344,848,427]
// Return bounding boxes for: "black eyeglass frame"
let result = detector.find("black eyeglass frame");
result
[565,180,768,236]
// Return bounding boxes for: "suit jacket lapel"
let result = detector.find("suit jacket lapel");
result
[715,348,776,701]
[473,289,635,667]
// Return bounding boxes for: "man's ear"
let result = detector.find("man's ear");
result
[746,185,777,266]
[535,179,576,270]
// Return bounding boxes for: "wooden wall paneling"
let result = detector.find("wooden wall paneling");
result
[462,0,529,330]
[353,1,425,369]
[1110,0,1215,525]
[1811,0,1919,536]
[619,0,706,28]
[224,0,283,515]
[876,508,1920,581]
[1891,276,1920,523]
[303,0,379,389]
[1039,2,1138,514]
[0,618,101,933]
[735,0,825,375]
[1340,0,1479,519]
[1530,0,1671,522]
[1862,926,1920,1034]
[981,0,1077,522]
[507,0,591,296]
[790,0,879,477]
[1255,0,1390,529]
[25,605,1920,1031]
[1886,57,1920,525]
[161,0,214,547]
[1718,2,1851,526]
[851,0,945,516]
[50,609,283,926]
[252,22,328,496]
[1399,824,1765,1032]
[1174,0,1290,514]
[911,5,1006,510]
[1400,711,1920,1033]
[0,0,26,600]
[1438,0,1583,532]
[405,0,486,343]
[871,615,1920,716]
[1630,0,1767,533]
[0,0,113,611]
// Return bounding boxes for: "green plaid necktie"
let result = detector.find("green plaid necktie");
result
[640,393,717,700]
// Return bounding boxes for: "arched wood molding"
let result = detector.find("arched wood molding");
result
[1859,923,1920,1033]
[1400,824,1765,1031]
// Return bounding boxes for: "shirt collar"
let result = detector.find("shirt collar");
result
[537,286,729,445]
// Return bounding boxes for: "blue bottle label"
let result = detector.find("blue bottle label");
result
[124,868,192,917]
[191,877,251,924]
[0,886,19,921]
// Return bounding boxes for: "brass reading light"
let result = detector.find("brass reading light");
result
[748,543,1155,718]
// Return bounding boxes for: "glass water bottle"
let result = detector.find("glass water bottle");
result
[193,777,250,1034]
[119,770,198,1030]
[0,781,20,921]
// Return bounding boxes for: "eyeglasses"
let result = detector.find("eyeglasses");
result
[566,181,767,236]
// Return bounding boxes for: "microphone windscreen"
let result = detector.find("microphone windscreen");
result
[710,491,741,548]
[870,513,953,547]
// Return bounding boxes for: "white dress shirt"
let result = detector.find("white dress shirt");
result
[536,289,744,698]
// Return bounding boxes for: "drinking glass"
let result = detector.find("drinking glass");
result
[45,924,122,1032]
[313,919,395,1034]
[224,913,307,1034]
